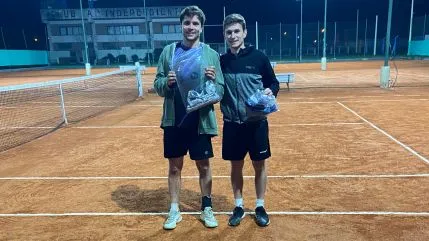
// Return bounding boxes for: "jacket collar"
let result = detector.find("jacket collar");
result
[226,44,254,57]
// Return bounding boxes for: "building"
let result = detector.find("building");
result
[40,6,184,64]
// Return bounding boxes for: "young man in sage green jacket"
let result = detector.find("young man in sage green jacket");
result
[153,6,224,230]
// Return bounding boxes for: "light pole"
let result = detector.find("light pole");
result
[0,27,6,49]
[380,0,394,88]
[296,0,303,62]
[408,0,414,56]
[223,5,227,53]
[79,0,90,75]
[321,0,327,70]
[143,0,151,65]
[356,9,359,54]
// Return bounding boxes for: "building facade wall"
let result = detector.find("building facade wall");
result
[41,6,183,64]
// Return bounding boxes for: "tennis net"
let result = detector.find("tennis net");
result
[0,66,143,152]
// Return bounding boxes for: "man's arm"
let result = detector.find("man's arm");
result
[261,55,280,97]
[213,53,225,99]
[154,47,174,97]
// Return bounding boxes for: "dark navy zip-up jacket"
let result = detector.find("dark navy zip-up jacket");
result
[220,45,279,123]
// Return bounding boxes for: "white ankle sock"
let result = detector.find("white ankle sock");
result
[170,202,179,212]
[256,199,264,208]
[235,198,243,208]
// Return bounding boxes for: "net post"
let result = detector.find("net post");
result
[135,62,143,97]
[85,63,91,76]
[59,84,68,125]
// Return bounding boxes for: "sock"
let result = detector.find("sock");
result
[170,202,179,212]
[201,196,212,210]
[256,199,265,208]
[235,198,244,208]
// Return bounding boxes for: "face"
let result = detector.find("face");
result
[181,15,202,42]
[224,22,247,49]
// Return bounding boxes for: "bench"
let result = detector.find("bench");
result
[119,65,147,73]
[276,73,295,90]
[271,62,295,90]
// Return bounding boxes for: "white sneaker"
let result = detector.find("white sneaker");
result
[200,207,218,228]
[163,210,182,230]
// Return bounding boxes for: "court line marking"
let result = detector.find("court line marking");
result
[294,73,311,82]
[71,126,160,129]
[0,211,428,217]
[277,99,429,104]
[338,102,429,165]
[398,73,429,78]
[0,127,57,130]
[20,101,164,104]
[0,123,365,130]
[2,99,427,109]
[0,105,163,109]
[1,174,428,180]
[340,99,429,103]
[288,95,424,100]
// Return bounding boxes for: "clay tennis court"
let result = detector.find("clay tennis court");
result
[0,60,429,240]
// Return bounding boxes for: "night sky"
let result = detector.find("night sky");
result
[0,0,428,50]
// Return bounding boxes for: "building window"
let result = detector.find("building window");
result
[59,26,82,36]
[55,43,72,50]
[168,25,176,33]
[107,25,140,35]
[175,25,181,33]
[60,27,67,36]
[115,26,121,35]
[133,26,140,34]
[108,26,115,35]
[126,26,132,34]
[162,24,181,34]
[72,27,81,35]
[162,25,169,34]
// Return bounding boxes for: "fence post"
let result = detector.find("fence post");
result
[135,62,143,97]
[59,84,68,125]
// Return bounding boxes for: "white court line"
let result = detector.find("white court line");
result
[26,101,163,104]
[0,105,162,109]
[338,102,429,165]
[0,123,367,130]
[397,73,429,78]
[270,123,364,127]
[0,126,56,130]
[341,99,429,103]
[4,99,428,109]
[1,174,428,180]
[294,73,311,82]
[71,126,160,129]
[277,99,429,104]
[72,105,163,107]
[0,211,428,217]
[277,101,336,104]
[71,123,364,129]
[288,95,423,100]
[130,104,163,107]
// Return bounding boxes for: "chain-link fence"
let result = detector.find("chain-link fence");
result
[203,17,419,61]
[2,8,427,67]
[411,15,428,41]
[0,27,48,51]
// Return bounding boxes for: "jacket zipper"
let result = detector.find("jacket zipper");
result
[235,73,242,123]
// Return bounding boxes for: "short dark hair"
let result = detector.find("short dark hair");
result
[179,6,206,26]
[223,13,247,31]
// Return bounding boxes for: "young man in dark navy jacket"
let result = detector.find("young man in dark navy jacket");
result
[220,13,279,227]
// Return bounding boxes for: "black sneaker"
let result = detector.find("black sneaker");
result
[228,206,245,226]
[254,206,270,227]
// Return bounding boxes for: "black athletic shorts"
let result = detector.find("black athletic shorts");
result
[163,126,214,161]
[222,119,271,161]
